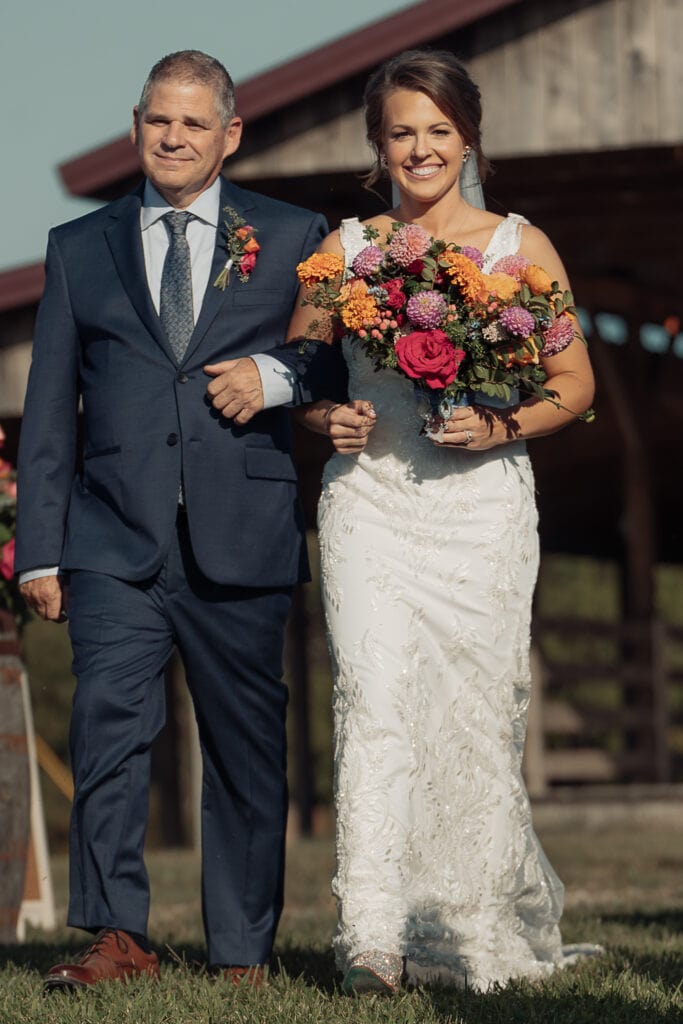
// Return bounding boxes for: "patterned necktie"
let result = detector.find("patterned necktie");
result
[160,211,194,362]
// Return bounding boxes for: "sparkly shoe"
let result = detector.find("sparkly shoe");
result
[342,951,403,995]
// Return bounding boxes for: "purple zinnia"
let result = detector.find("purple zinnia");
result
[406,290,448,329]
[352,245,384,277]
[388,224,432,267]
[460,245,484,269]
[499,306,536,337]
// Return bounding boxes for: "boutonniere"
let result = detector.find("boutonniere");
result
[214,206,260,289]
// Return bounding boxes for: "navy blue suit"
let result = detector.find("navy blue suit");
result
[16,178,336,964]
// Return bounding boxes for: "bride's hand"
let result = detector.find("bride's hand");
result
[326,400,376,454]
[433,406,518,451]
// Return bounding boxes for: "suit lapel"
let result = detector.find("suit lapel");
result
[104,190,178,364]
[182,178,256,363]
[104,179,257,366]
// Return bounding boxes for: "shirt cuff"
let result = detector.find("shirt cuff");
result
[251,353,297,408]
[19,567,60,585]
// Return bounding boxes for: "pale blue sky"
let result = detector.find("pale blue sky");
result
[0,0,415,272]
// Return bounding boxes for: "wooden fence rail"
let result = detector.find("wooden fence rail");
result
[524,617,682,795]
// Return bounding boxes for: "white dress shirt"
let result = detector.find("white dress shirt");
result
[20,177,294,584]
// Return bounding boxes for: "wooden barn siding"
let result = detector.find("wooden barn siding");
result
[230,0,683,179]
[472,0,683,156]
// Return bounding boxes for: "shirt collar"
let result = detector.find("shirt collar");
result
[140,177,223,231]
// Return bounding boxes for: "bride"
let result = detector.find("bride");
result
[288,49,595,994]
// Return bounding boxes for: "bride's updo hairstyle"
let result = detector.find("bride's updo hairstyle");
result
[363,49,490,190]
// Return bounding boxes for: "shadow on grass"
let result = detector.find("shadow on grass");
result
[274,946,339,993]
[424,987,682,1024]
[598,909,683,936]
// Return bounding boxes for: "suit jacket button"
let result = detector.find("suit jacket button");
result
[176,372,189,383]
[166,433,179,446]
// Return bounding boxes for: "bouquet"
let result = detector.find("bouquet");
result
[296,221,591,433]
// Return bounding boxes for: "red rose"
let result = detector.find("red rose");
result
[0,538,15,581]
[239,252,257,276]
[384,278,406,309]
[395,330,464,389]
[406,258,425,276]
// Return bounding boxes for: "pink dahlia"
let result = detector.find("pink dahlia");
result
[491,254,531,279]
[352,245,384,277]
[499,306,536,337]
[406,290,447,329]
[460,245,484,269]
[388,224,432,267]
[542,314,575,355]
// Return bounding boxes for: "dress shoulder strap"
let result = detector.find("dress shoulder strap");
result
[339,217,367,270]
[481,213,531,271]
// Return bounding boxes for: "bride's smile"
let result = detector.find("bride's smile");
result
[382,88,467,205]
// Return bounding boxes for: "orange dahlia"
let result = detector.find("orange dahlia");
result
[478,272,520,302]
[339,279,379,332]
[296,252,345,288]
[440,251,483,303]
[523,264,553,296]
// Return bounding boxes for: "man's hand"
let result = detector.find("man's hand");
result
[19,575,68,623]
[204,358,264,425]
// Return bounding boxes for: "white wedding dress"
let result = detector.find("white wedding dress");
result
[319,215,583,991]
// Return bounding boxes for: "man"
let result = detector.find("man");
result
[16,50,344,990]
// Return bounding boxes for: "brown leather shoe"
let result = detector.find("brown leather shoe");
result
[221,964,266,988]
[44,929,160,991]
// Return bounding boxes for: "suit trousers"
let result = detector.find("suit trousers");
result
[65,508,292,966]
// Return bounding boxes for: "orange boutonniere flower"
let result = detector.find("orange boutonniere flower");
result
[214,207,260,289]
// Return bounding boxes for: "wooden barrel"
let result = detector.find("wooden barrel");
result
[0,613,30,943]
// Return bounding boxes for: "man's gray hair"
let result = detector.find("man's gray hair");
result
[138,50,236,126]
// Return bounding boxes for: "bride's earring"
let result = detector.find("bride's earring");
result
[462,146,471,165]
[380,153,388,171]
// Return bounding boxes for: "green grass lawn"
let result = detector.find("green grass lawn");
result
[1,823,681,1023]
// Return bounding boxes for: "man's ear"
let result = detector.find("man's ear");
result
[222,117,243,161]
[130,106,140,147]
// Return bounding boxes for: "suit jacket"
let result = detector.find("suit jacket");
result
[16,178,340,587]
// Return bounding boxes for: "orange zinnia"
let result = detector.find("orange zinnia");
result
[339,279,378,332]
[296,252,345,288]
[440,251,483,303]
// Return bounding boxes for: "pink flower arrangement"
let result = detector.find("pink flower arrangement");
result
[0,425,26,624]
[0,536,14,581]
